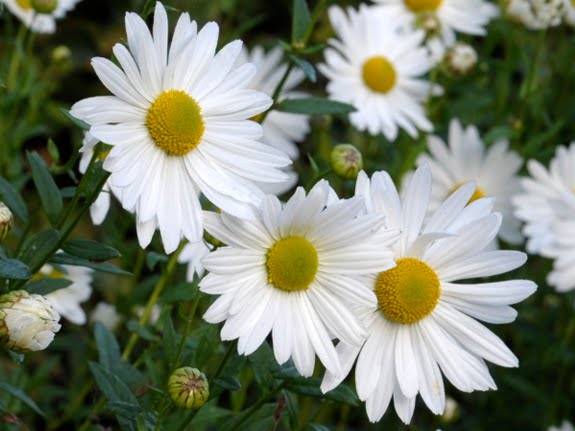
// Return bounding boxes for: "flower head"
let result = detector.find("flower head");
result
[1,0,82,34]
[71,3,291,253]
[0,290,61,353]
[0,202,14,242]
[321,165,536,424]
[320,5,440,140]
[168,367,209,409]
[200,180,398,377]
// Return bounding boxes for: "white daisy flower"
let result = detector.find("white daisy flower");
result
[199,180,398,377]
[504,0,563,29]
[321,165,536,424]
[512,144,575,255]
[1,0,82,34]
[179,239,213,281]
[71,3,291,254]
[320,5,440,140]
[544,216,575,292]
[414,118,523,245]
[371,0,499,46]
[39,263,93,325]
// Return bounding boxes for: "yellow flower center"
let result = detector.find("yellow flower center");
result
[266,237,319,292]
[404,0,442,13]
[376,258,440,324]
[449,183,486,204]
[16,0,32,9]
[31,265,66,281]
[362,56,397,94]
[145,90,205,156]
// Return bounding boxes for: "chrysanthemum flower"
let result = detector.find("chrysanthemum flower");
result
[504,0,563,29]
[320,5,440,140]
[38,263,93,325]
[322,165,536,424]
[199,180,398,377]
[371,0,499,46]
[1,0,82,34]
[414,119,523,244]
[71,3,291,253]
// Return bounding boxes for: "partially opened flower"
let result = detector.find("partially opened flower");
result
[71,2,291,253]
[39,263,93,325]
[372,0,499,46]
[320,5,440,140]
[321,165,536,424]
[414,119,523,245]
[200,181,398,377]
[1,0,82,34]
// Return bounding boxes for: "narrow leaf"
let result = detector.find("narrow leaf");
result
[50,252,131,276]
[94,322,122,371]
[60,108,90,131]
[0,177,28,223]
[276,98,356,115]
[62,239,121,262]
[26,278,72,295]
[27,151,63,226]
[287,53,316,82]
[291,0,311,44]
[0,382,45,416]
[17,229,60,272]
[0,259,31,280]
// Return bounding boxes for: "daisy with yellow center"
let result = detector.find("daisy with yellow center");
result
[199,180,398,377]
[319,5,440,140]
[371,0,499,46]
[414,118,523,245]
[1,0,82,34]
[71,3,291,253]
[321,165,536,424]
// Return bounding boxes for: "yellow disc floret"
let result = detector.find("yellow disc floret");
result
[362,56,397,94]
[146,90,205,156]
[16,0,32,9]
[404,0,442,12]
[266,237,319,292]
[449,183,486,204]
[376,257,440,324]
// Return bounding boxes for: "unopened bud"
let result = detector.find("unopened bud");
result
[330,144,363,180]
[415,11,441,37]
[51,45,71,63]
[0,290,61,353]
[168,367,209,409]
[0,202,14,242]
[445,42,478,76]
[32,0,58,14]
[440,396,460,423]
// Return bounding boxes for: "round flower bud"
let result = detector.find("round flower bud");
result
[330,144,363,180]
[31,0,58,14]
[415,11,441,37]
[445,42,478,76]
[0,290,61,353]
[168,367,209,409]
[51,45,72,63]
[0,202,14,242]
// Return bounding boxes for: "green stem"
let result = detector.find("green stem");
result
[226,383,285,431]
[121,243,185,361]
[301,0,327,46]
[172,291,201,369]
[259,62,294,124]
[6,23,28,90]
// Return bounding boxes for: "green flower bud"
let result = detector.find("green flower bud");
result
[0,202,14,242]
[168,367,209,409]
[31,0,58,14]
[0,290,61,353]
[330,144,363,180]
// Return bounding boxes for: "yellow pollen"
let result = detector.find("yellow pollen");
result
[145,90,204,156]
[404,0,442,12]
[449,183,486,204]
[16,0,32,9]
[376,258,440,324]
[266,237,319,292]
[362,56,397,94]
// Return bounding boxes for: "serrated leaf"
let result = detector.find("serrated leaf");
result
[0,258,31,280]
[0,382,45,417]
[60,108,90,131]
[291,0,311,44]
[287,53,316,82]
[27,151,63,226]
[276,98,356,115]
[50,252,131,276]
[17,229,60,272]
[26,277,72,295]
[0,177,28,223]
[62,239,121,262]
[95,322,121,371]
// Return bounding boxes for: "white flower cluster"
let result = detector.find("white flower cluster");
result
[504,0,566,29]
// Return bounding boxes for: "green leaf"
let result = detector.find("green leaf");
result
[291,0,311,44]
[0,382,45,417]
[26,277,72,295]
[0,177,28,223]
[47,138,60,164]
[94,322,122,371]
[284,391,298,430]
[213,376,242,392]
[60,107,90,131]
[89,362,139,404]
[283,377,359,406]
[62,239,121,262]
[276,98,356,115]
[127,320,159,342]
[162,311,178,366]
[17,229,60,272]
[248,343,278,391]
[0,258,31,280]
[50,252,132,276]
[309,424,331,431]
[26,151,63,226]
[146,251,167,271]
[287,53,316,82]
